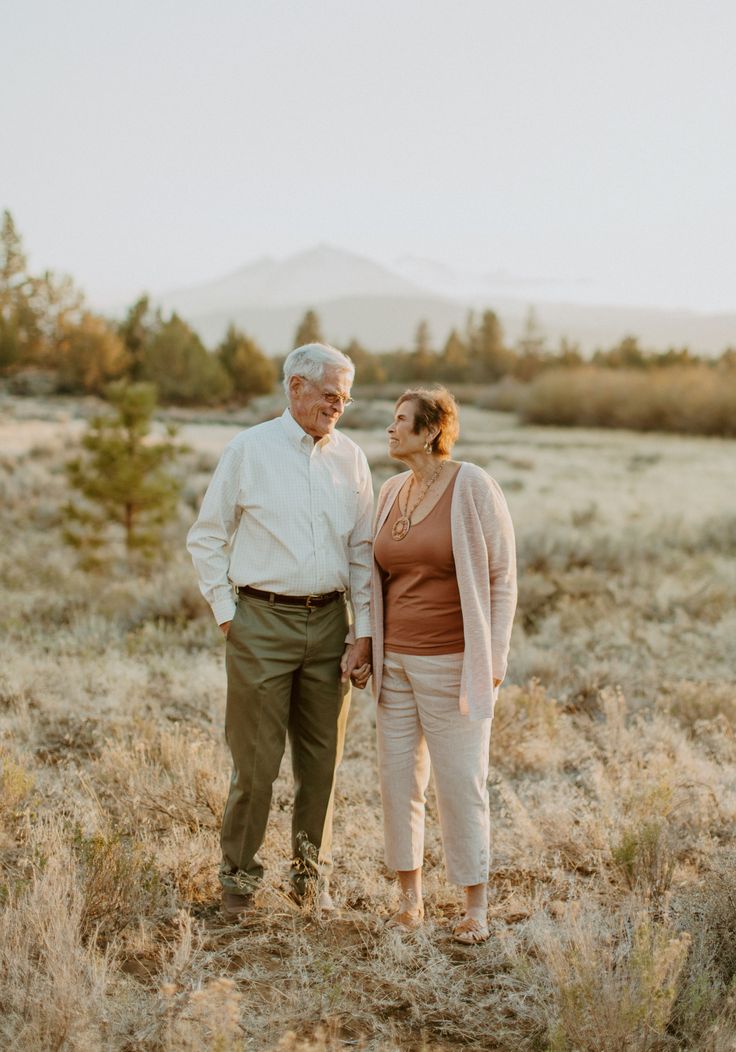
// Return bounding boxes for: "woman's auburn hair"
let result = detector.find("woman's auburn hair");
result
[396,386,460,457]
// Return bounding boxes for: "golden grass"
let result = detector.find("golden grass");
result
[520,366,736,436]
[1,399,735,1049]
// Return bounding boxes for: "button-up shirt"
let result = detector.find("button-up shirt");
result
[187,409,373,635]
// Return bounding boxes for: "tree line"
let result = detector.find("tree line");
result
[2,211,734,407]
[0,211,275,405]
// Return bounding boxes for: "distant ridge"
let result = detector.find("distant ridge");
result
[157,245,735,355]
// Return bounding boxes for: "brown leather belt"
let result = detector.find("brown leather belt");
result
[238,585,344,609]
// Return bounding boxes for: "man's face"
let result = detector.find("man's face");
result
[289,366,353,440]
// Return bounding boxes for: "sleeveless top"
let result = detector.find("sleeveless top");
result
[374,470,464,654]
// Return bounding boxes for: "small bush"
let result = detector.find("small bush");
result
[521,366,736,436]
[531,907,690,1052]
[0,747,34,825]
[72,826,167,940]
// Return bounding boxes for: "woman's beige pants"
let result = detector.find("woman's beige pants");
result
[377,651,491,886]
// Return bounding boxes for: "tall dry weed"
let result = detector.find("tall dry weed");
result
[522,904,690,1051]
[0,824,111,1050]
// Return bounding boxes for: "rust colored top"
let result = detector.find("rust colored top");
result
[374,470,464,654]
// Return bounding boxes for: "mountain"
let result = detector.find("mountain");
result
[156,245,735,355]
[160,245,425,318]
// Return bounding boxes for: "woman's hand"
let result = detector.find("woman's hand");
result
[350,663,372,690]
[341,637,372,685]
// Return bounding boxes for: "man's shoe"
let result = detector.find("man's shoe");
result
[221,890,254,921]
[288,883,335,914]
[317,889,336,914]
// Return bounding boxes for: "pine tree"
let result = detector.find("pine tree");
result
[56,312,130,394]
[142,313,232,405]
[0,210,35,370]
[293,309,324,348]
[217,324,276,403]
[470,309,513,381]
[118,294,157,381]
[439,329,469,382]
[410,320,435,380]
[343,338,386,384]
[64,382,184,565]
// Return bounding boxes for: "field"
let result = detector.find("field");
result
[1,394,735,1051]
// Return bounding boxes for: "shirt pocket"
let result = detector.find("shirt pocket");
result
[330,477,361,540]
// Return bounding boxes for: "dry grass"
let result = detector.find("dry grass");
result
[519,366,736,436]
[1,396,735,1050]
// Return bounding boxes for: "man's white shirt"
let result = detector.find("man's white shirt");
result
[187,409,373,635]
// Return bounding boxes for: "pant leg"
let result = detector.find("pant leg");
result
[376,652,431,872]
[219,595,302,892]
[403,653,492,887]
[288,597,350,890]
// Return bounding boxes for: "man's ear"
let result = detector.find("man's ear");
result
[288,375,301,397]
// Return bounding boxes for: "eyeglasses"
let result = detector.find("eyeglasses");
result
[321,390,354,407]
[299,377,354,407]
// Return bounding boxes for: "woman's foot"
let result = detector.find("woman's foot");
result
[452,912,490,944]
[386,892,425,930]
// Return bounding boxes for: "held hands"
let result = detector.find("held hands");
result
[219,621,232,637]
[341,637,372,689]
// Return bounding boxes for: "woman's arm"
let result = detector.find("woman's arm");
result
[479,476,517,684]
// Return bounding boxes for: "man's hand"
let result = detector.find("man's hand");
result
[341,636,372,688]
[219,620,232,637]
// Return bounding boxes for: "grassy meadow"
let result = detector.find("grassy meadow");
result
[1,393,735,1051]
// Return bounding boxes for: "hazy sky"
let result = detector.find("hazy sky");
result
[4,0,735,312]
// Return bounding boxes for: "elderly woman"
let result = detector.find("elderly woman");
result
[370,387,517,943]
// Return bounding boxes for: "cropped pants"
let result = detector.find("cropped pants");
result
[377,651,492,887]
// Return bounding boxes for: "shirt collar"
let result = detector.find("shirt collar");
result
[280,408,333,451]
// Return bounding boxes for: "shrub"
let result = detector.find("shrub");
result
[531,907,690,1052]
[72,826,166,941]
[521,366,736,436]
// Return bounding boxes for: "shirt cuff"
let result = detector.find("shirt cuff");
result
[212,597,237,625]
[352,612,372,639]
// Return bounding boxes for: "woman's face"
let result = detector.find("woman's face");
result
[387,399,430,460]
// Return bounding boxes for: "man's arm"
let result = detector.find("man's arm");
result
[186,443,243,627]
[342,451,373,683]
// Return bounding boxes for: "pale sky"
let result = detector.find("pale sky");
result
[4,0,735,312]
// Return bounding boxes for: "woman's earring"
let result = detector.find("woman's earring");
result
[424,440,431,453]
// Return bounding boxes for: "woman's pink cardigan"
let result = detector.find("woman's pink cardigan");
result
[370,462,517,721]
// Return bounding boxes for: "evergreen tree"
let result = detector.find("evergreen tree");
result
[217,324,276,403]
[293,309,324,348]
[555,336,583,368]
[56,312,130,394]
[593,335,647,369]
[64,382,184,565]
[513,307,547,380]
[410,320,435,380]
[469,309,513,381]
[27,270,84,366]
[439,329,469,382]
[343,338,386,384]
[0,210,36,370]
[118,294,157,381]
[142,313,232,405]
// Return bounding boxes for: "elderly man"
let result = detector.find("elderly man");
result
[187,343,372,919]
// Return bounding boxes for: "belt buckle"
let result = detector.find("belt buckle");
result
[305,594,322,609]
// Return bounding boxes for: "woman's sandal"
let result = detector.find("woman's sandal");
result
[386,900,425,931]
[452,914,490,944]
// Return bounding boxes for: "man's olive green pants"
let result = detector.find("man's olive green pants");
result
[220,591,351,895]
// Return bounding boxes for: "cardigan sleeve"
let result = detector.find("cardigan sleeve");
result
[479,476,517,682]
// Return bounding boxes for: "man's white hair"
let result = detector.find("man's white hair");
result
[282,343,355,395]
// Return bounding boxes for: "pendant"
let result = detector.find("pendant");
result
[391,516,411,541]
